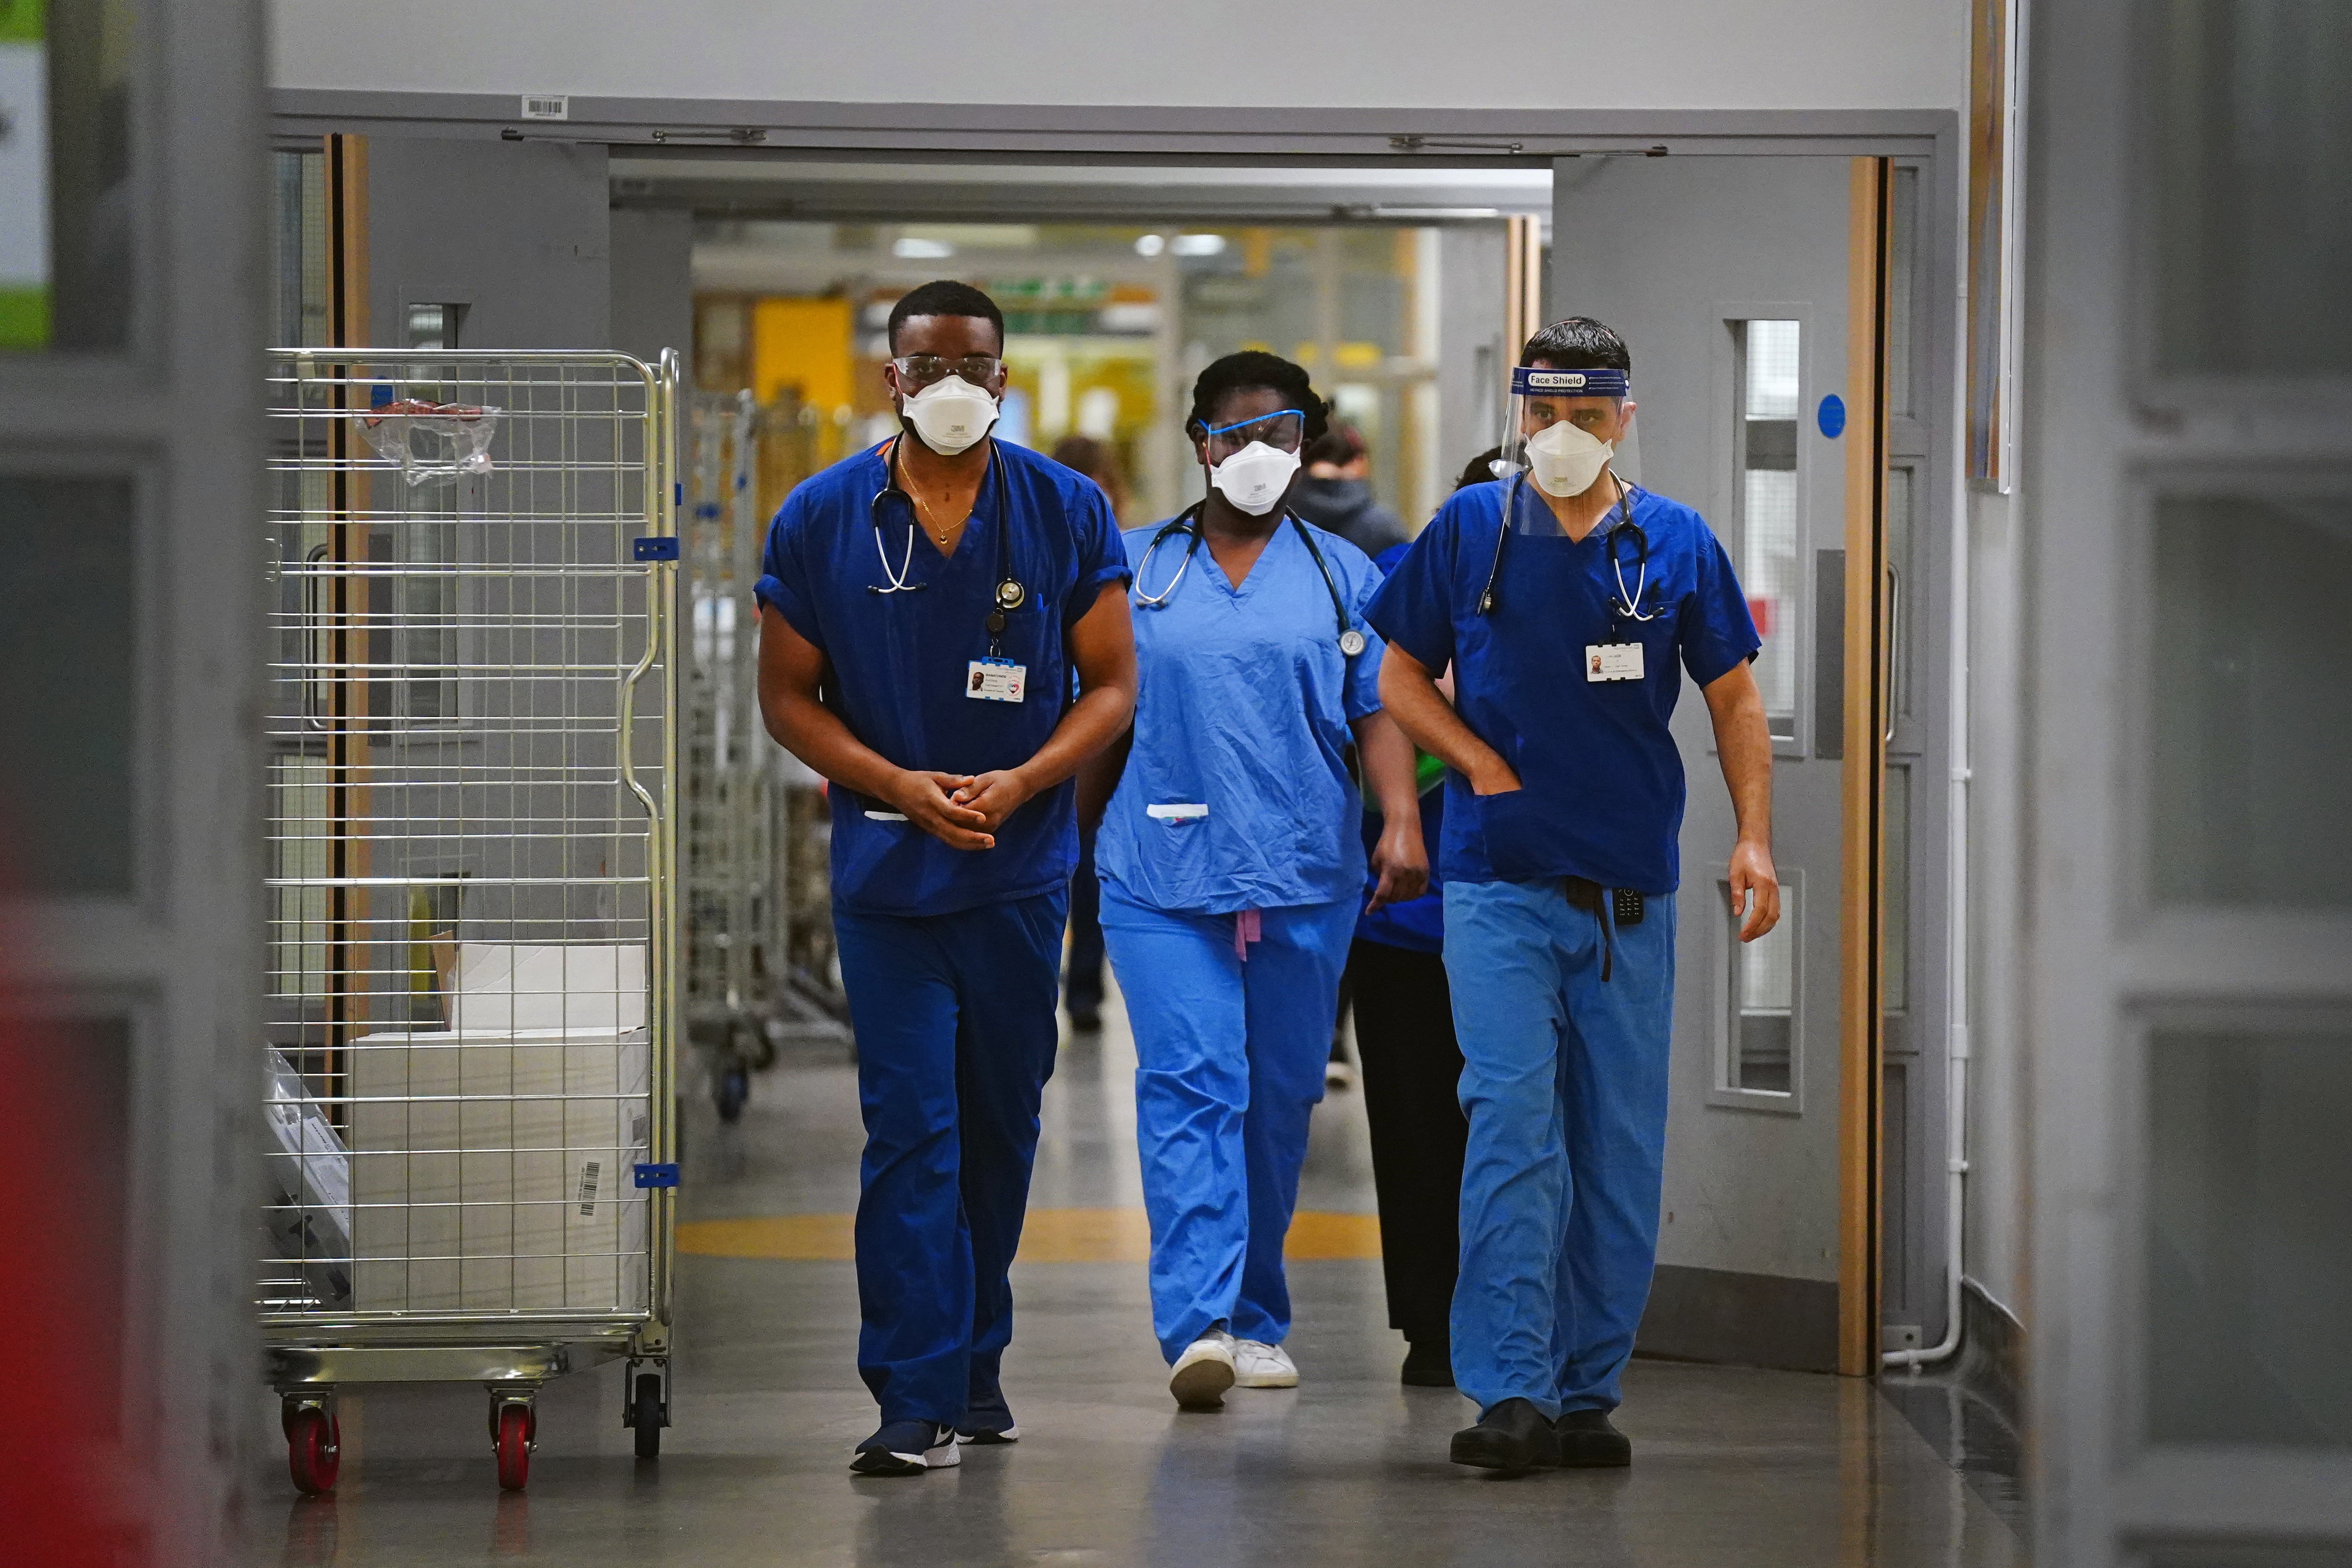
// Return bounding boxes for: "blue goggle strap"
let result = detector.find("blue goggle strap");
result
[1199,407,1306,438]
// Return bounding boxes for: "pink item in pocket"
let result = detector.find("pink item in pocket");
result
[1233,908,1261,961]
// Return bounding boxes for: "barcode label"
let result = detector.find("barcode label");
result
[520,94,569,121]
[577,1160,601,1216]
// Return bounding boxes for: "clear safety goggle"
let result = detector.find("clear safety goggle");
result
[1198,408,1305,463]
[892,353,1001,389]
[1493,364,1641,532]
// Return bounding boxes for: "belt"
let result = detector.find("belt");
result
[1560,877,1645,982]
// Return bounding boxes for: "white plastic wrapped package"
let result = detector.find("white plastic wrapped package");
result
[358,399,500,487]
[265,1048,353,1308]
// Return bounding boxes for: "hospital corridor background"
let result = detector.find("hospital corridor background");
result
[4,2,2350,1566]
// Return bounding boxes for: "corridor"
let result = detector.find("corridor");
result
[268,988,2023,1568]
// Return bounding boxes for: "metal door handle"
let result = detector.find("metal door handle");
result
[303,542,330,732]
[1883,560,1901,745]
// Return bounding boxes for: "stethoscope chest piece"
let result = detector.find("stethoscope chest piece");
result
[994,578,1026,610]
[1338,627,1367,657]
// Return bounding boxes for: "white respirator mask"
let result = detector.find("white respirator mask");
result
[900,374,1000,455]
[1524,417,1617,498]
[1207,441,1301,516]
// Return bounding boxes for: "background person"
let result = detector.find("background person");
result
[755,280,1136,1476]
[1289,420,1409,557]
[1080,352,1426,1411]
[1366,316,1779,1474]
[1048,435,1131,1033]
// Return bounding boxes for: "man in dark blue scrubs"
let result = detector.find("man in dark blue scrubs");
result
[1367,317,1781,1474]
[754,281,1136,1475]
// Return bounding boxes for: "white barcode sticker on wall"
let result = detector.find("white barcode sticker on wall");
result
[520,94,570,121]
[577,1160,601,1216]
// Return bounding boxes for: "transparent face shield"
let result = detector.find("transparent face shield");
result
[1493,366,1639,534]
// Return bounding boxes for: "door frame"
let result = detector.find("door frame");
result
[271,95,1960,1379]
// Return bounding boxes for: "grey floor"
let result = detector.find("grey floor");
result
[268,988,2025,1568]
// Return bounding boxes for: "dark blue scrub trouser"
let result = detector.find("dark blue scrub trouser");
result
[833,888,1067,1426]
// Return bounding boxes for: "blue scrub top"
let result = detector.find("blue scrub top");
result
[1098,514,1386,916]
[1355,540,1444,954]
[1364,482,1759,895]
[754,439,1130,918]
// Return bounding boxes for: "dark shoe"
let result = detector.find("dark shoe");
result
[849,1420,960,1476]
[1450,1397,1558,1473]
[1069,1006,1102,1034]
[956,1385,1019,1445]
[1551,1407,1632,1467]
[1401,1339,1455,1388]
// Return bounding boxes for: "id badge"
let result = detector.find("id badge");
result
[1586,642,1644,682]
[966,657,1027,703]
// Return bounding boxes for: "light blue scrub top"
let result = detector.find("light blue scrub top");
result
[1098,514,1387,916]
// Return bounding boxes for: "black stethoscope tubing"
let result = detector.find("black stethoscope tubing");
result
[868,435,1027,651]
[1475,470,1649,625]
[1133,503,1365,657]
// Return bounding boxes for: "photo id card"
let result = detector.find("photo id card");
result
[966,657,1028,703]
[1586,642,1645,682]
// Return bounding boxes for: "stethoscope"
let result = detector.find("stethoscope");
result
[1133,503,1367,657]
[1475,470,1658,630]
[869,435,1027,650]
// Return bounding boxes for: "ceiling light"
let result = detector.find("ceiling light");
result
[892,236,954,259]
[1169,233,1227,257]
[1133,233,1166,257]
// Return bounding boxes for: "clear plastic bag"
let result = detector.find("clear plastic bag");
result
[358,399,500,487]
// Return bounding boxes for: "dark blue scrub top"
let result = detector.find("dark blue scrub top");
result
[1364,482,1759,895]
[754,440,1130,918]
[1355,540,1444,954]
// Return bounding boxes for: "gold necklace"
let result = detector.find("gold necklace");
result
[897,450,969,545]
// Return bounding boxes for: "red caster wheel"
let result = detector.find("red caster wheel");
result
[494,1403,534,1491]
[286,1406,341,1495]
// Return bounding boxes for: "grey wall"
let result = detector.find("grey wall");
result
[1437,225,1506,488]
[270,0,1970,112]
[368,138,610,350]
[1966,487,2026,1320]
[610,207,693,372]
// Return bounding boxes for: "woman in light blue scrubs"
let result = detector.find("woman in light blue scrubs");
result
[1080,352,1428,1410]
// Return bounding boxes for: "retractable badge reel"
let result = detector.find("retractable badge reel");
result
[968,574,1028,703]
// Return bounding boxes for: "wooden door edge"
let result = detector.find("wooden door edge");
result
[1836,155,1891,1378]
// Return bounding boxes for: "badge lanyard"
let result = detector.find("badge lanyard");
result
[1132,506,1365,657]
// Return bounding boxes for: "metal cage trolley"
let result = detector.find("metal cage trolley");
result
[261,349,683,1494]
[682,390,776,1121]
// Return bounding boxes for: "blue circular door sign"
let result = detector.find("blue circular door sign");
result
[1817,393,1847,439]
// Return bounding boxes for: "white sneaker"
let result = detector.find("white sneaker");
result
[1232,1339,1299,1388]
[1169,1330,1238,1409]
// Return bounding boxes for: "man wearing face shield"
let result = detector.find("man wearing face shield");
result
[1077,351,1427,1410]
[753,281,1137,1475]
[1364,317,1781,1473]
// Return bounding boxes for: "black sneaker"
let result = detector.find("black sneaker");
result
[1401,1338,1456,1388]
[956,1385,1019,1446]
[1550,1407,1632,1467]
[849,1420,960,1476]
[1449,1397,1559,1473]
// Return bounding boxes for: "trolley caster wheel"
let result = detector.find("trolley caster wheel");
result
[716,1065,748,1123]
[745,1022,777,1072]
[631,1373,664,1460]
[286,1405,341,1495]
[494,1403,535,1491]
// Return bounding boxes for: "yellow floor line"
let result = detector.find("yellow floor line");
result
[678,1207,1381,1262]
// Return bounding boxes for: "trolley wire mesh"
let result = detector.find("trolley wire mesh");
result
[260,349,677,1332]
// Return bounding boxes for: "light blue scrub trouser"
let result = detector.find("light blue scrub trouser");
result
[833,889,1067,1427]
[1100,886,1357,1363]
[1443,879,1677,1420]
